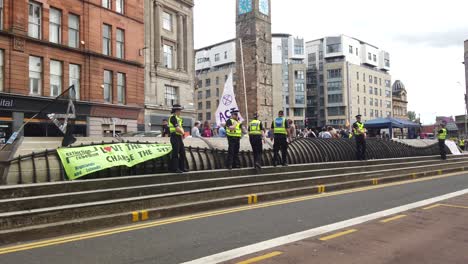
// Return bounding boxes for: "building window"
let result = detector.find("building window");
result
[327,81,342,91]
[216,88,219,97]
[165,85,178,106]
[206,101,211,109]
[374,87,378,95]
[356,71,359,80]
[68,14,79,48]
[215,77,220,85]
[384,59,390,67]
[328,94,343,103]
[69,64,80,100]
[102,0,111,9]
[369,86,373,94]
[379,78,382,86]
[197,79,202,88]
[206,112,211,121]
[369,75,373,83]
[102,24,112,55]
[117,73,126,104]
[116,28,125,59]
[385,80,391,88]
[0,50,3,92]
[326,43,341,53]
[295,70,305,80]
[293,108,304,117]
[295,96,305,105]
[327,69,342,79]
[374,76,377,84]
[294,42,304,55]
[206,89,211,98]
[370,98,374,106]
[357,95,360,104]
[225,75,228,82]
[357,83,360,92]
[368,52,371,60]
[116,0,124,14]
[103,70,112,103]
[214,53,220,62]
[29,56,42,95]
[373,54,377,62]
[385,91,391,98]
[205,79,211,87]
[364,96,366,105]
[197,102,202,110]
[28,1,42,39]
[363,73,366,82]
[295,83,305,92]
[349,45,353,54]
[356,48,359,56]
[224,51,228,59]
[197,91,202,100]
[386,101,392,108]
[197,113,203,122]
[163,44,173,68]
[49,8,61,44]
[50,60,62,97]
[163,12,172,31]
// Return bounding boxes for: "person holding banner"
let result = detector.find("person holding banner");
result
[249,112,264,170]
[271,110,290,167]
[168,104,188,173]
[226,108,242,170]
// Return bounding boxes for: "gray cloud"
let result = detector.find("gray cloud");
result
[395,28,468,48]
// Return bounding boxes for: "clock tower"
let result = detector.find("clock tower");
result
[236,0,273,124]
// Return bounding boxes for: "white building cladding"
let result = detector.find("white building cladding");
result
[195,34,306,127]
[306,35,392,127]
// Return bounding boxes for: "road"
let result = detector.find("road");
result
[1,172,468,264]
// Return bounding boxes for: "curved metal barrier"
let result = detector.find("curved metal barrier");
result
[2,138,447,185]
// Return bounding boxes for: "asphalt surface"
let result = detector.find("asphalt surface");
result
[1,173,468,264]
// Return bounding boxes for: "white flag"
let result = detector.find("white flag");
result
[215,71,243,126]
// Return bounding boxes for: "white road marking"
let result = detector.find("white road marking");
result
[182,188,468,264]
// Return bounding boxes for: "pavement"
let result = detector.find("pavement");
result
[1,172,468,264]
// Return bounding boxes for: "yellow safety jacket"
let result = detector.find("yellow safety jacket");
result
[460,139,465,147]
[438,128,447,140]
[227,118,242,137]
[273,117,287,135]
[249,120,262,136]
[353,122,365,136]
[168,114,183,136]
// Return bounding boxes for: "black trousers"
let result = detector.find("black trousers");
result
[226,136,241,168]
[170,134,186,171]
[439,139,446,160]
[249,135,263,165]
[355,135,366,160]
[273,134,288,165]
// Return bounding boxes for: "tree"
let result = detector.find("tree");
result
[408,111,417,121]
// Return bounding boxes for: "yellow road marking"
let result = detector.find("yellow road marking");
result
[0,170,465,255]
[380,214,407,223]
[423,204,441,210]
[132,212,139,222]
[141,210,149,221]
[438,204,468,209]
[319,229,357,241]
[236,251,283,264]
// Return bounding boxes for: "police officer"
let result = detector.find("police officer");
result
[271,110,290,166]
[437,122,448,160]
[226,108,242,169]
[459,137,465,151]
[248,112,264,169]
[353,114,366,160]
[168,104,188,173]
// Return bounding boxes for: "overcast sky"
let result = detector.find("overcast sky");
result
[194,0,468,124]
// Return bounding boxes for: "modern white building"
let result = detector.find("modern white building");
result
[306,35,392,128]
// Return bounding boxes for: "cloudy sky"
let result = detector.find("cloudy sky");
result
[194,0,468,124]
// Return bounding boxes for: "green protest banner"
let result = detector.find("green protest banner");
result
[57,143,172,180]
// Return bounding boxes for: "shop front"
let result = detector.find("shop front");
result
[88,105,141,137]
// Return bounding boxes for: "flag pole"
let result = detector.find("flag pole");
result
[239,38,249,125]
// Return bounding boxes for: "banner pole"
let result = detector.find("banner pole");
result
[239,38,249,125]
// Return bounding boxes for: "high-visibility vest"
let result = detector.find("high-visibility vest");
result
[227,118,242,137]
[460,139,465,146]
[273,117,287,135]
[249,120,262,135]
[168,114,183,136]
[353,122,365,136]
[437,128,447,140]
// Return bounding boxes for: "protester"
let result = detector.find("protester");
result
[218,122,227,138]
[288,120,296,141]
[161,119,170,137]
[202,121,213,138]
[319,127,332,138]
[191,121,201,138]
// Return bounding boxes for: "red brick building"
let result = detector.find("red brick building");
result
[0,0,144,141]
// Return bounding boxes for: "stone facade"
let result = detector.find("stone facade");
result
[144,0,195,132]
[392,80,408,120]
[235,0,273,124]
[0,0,145,140]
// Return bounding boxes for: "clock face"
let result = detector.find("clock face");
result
[259,0,269,15]
[238,0,252,15]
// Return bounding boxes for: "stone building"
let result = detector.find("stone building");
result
[144,0,195,132]
[235,0,273,124]
[392,80,408,120]
[0,0,145,141]
[306,35,392,127]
